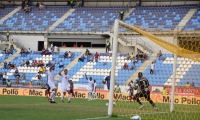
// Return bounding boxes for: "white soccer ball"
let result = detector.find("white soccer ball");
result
[131,115,141,120]
[105,102,116,107]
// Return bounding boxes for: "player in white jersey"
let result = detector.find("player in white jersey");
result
[48,65,57,103]
[59,69,70,103]
[93,79,97,99]
[85,73,94,101]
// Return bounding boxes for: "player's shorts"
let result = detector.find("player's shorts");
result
[48,82,56,90]
[88,88,93,93]
[93,88,96,93]
[61,86,69,92]
[135,90,151,99]
[70,89,73,93]
[46,88,50,92]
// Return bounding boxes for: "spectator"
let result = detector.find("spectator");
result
[94,52,100,62]
[115,85,121,93]
[3,72,8,85]
[68,51,72,58]
[43,67,46,73]
[10,63,15,69]
[78,54,85,62]
[139,52,143,61]
[185,82,190,88]
[8,1,11,6]
[143,52,147,60]
[20,48,25,55]
[150,62,155,75]
[162,87,168,96]
[191,82,195,88]
[0,3,5,9]
[21,60,25,66]
[108,49,112,57]
[15,68,19,76]
[15,73,20,86]
[130,53,134,60]
[9,48,13,55]
[39,2,45,9]
[133,57,138,65]
[26,60,30,67]
[46,60,52,67]
[36,1,39,7]
[126,53,130,60]
[64,51,68,58]
[105,40,110,52]
[85,49,90,55]
[73,43,76,47]
[39,66,44,74]
[62,44,66,47]
[0,72,3,80]
[59,60,64,68]
[87,54,94,62]
[36,72,42,85]
[6,31,10,41]
[4,61,7,69]
[50,43,53,51]
[7,80,11,87]
[4,48,9,54]
[41,47,45,55]
[38,60,44,67]
[123,63,128,70]
[7,62,12,69]
[80,45,83,47]
[33,60,38,67]
[24,5,31,12]
[10,39,14,50]
[157,50,162,59]
[119,9,124,20]
[26,48,31,54]
[21,73,26,86]
[129,65,135,70]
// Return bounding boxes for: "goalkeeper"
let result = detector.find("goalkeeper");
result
[134,72,158,111]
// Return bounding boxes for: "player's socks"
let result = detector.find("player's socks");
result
[61,94,64,102]
[50,91,54,100]
[68,94,71,102]
[52,91,56,102]
[130,96,132,102]
[94,92,97,99]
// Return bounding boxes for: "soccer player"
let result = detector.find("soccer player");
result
[85,73,94,101]
[134,72,158,110]
[103,71,116,106]
[48,65,57,103]
[44,83,50,98]
[59,69,69,103]
[127,83,134,102]
[68,80,74,103]
[93,79,97,99]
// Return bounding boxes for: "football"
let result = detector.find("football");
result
[102,80,106,84]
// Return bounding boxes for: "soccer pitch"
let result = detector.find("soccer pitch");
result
[0,95,199,120]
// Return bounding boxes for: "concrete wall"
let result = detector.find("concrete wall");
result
[12,35,44,51]
[0,44,9,50]
[118,42,135,54]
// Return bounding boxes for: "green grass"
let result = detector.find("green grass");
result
[0,95,199,120]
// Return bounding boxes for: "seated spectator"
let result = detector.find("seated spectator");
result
[33,60,38,67]
[68,51,72,58]
[78,54,85,62]
[138,52,143,61]
[3,72,7,85]
[143,52,147,60]
[157,50,162,59]
[0,72,3,80]
[87,54,94,62]
[62,44,66,47]
[15,68,19,75]
[39,2,45,9]
[36,72,42,85]
[64,51,68,58]
[12,1,16,6]
[8,1,11,6]
[130,53,134,60]
[26,48,31,54]
[10,63,15,69]
[43,67,46,73]
[73,43,76,47]
[133,57,138,65]
[108,49,112,57]
[46,60,52,67]
[123,63,128,70]
[38,60,44,67]
[7,62,12,69]
[21,60,25,66]
[24,5,31,12]
[26,60,30,67]
[59,60,64,68]
[191,82,195,88]
[36,1,39,7]
[20,48,25,55]
[85,49,90,55]
[4,61,7,69]
[4,48,9,54]
[41,47,45,55]
[94,52,100,62]
[0,3,5,9]
[185,82,190,88]
[126,53,130,60]
[21,73,26,86]
[39,66,44,74]
[7,80,11,87]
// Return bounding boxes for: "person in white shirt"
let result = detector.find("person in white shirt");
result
[59,69,70,103]
[85,73,94,101]
[68,51,72,58]
[93,79,97,99]
[150,62,155,75]
[50,43,53,51]
[3,72,8,85]
[48,65,57,103]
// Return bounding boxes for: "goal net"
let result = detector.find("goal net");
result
[111,21,200,120]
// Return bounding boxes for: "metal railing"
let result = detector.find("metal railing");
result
[10,35,27,51]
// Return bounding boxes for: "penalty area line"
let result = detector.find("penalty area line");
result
[76,116,110,120]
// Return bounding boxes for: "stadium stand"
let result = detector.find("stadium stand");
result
[183,8,200,30]
[55,6,125,32]
[0,5,17,20]
[124,5,197,30]
[1,5,71,31]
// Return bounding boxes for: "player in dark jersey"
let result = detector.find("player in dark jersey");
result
[44,83,50,98]
[134,72,158,111]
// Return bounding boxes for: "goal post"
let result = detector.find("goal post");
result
[108,20,119,116]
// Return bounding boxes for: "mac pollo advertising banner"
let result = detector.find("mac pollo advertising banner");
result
[0,88,200,105]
